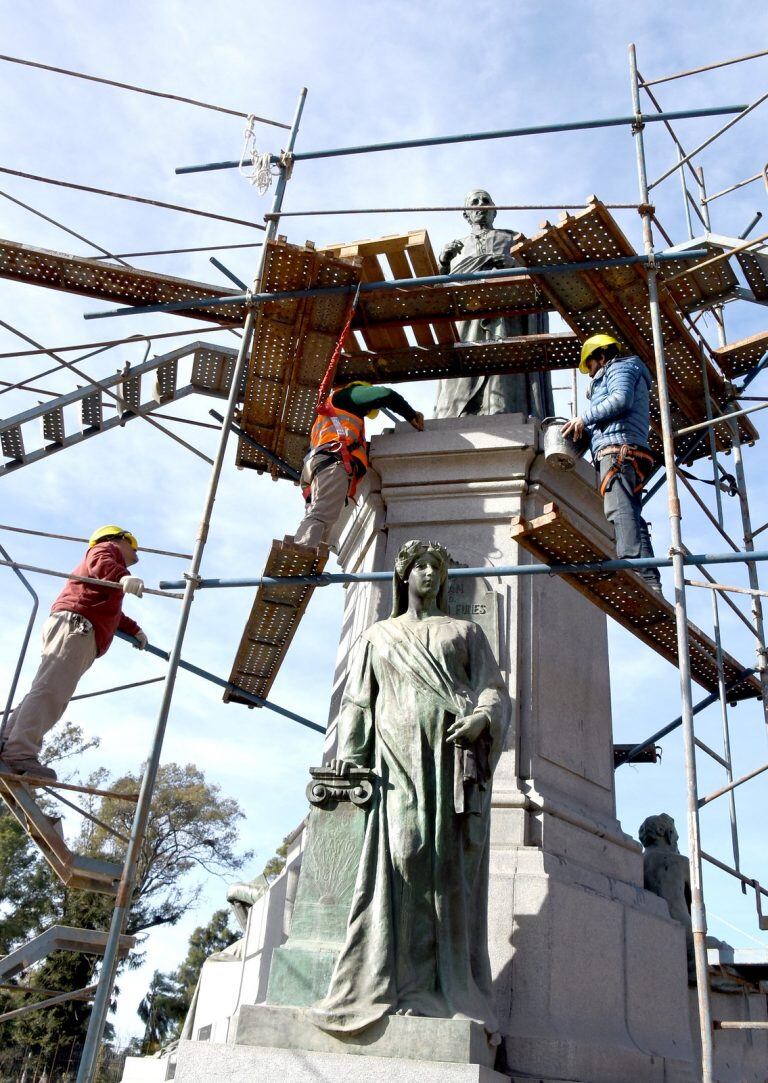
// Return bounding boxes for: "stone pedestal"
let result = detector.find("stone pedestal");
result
[173,415,700,1083]
[321,415,698,1082]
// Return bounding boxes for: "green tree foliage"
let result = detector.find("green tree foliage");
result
[0,725,250,1062]
[261,834,291,882]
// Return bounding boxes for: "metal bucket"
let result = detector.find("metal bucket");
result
[541,417,583,471]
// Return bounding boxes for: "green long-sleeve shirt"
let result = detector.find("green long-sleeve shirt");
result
[331,384,418,423]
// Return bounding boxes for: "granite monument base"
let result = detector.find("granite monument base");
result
[173,1040,508,1082]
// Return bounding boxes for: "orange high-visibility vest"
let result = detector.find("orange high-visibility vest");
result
[310,395,369,475]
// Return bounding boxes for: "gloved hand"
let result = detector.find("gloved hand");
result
[134,630,148,650]
[120,575,144,597]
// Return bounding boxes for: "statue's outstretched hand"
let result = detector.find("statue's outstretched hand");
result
[446,711,487,745]
[328,757,353,778]
[439,239,464,268]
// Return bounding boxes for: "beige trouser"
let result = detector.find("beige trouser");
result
[294,458,351,548]
[2,611,97,761]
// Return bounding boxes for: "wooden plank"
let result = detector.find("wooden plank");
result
[511,502,760,701]
[386,247,435,346]
[406,234,458,345]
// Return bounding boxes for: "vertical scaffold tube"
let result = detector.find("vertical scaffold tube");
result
[628,44,714,1081]
[74,88,308,1083]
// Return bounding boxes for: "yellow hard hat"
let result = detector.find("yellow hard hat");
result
[579,334,621,374]
[89,525,138,550]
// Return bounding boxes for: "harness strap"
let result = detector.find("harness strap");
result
[598,444,655,498]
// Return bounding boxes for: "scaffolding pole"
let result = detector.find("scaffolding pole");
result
[629,43,714,1081]
[74,86,308,1083]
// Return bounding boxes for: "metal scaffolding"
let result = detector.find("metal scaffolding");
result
[0,41,767,1083]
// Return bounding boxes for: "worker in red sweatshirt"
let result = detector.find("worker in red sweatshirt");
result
[0,526,147,782]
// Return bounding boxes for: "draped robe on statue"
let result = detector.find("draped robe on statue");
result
[307,614,509,1035]
[433,226,554,419]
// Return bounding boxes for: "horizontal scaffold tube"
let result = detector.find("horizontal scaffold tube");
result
[175,104,747,174]
[115,631,323,734]
[159,547,768,591]
[83,248,707,322]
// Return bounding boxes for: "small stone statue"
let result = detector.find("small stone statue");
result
[639,813,695,981]
[433,189,554,420]
[307,539,510,1038]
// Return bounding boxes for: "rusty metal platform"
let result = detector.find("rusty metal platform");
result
[236,239,362,478]
[510,503,760,701]
[0,237,243,323]
[510,199,757,461]
[0,767,122,894]
[736,246,768,301]
[338,332,580,384]
[225,538,329,706]
[714,330,768,378]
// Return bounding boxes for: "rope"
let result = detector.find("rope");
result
[239,115,279,194]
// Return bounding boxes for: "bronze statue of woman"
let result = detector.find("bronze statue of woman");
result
[307,540,509,1037]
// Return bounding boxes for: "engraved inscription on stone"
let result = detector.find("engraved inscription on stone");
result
[447,577,500,661]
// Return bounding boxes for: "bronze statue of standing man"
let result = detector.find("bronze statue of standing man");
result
[433,189,554,420]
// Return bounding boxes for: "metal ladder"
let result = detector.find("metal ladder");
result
[0,341,241,475]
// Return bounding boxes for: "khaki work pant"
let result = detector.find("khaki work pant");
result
[294,458,351,548]
[2,611,97,762]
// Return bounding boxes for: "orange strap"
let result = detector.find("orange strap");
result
[599,445,655,497]
[315,281,363,415]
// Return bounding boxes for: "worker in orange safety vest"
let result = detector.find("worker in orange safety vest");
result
[294,381,424,549]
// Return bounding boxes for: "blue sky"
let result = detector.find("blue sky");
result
[1,0,768,1042]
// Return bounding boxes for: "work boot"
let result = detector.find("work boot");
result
[0,755,58,782]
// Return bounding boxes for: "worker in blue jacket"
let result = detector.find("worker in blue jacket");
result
[562,335,662,594]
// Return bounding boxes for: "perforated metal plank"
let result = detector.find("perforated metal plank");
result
[736,248,768,301]
[338,333,580,384]
[660,239,740,312]
[0,424,25,461]
[0,237,244,323]
[154,358,178,402]
[510,503,760,701]
[119,372,142,413]
[714,330,768,378]
[191,344,239,396]
[237,239,362,479]
[511,199,757,461]
[41,405,65,445]
[355,275,547,335]
[225,538,329,705]
[81,390,102,429]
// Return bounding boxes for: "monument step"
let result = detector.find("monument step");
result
[173,1039,508,1082]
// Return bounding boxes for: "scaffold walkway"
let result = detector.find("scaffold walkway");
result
[511,502,761,701]
[225,538,329,704]
[0,767,123,894]
[510,198,758,460]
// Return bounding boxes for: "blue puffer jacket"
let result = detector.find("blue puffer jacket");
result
[582,355,653,457]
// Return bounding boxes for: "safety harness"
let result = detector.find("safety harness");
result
[597,444,655,497]
[303,282,367,502]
